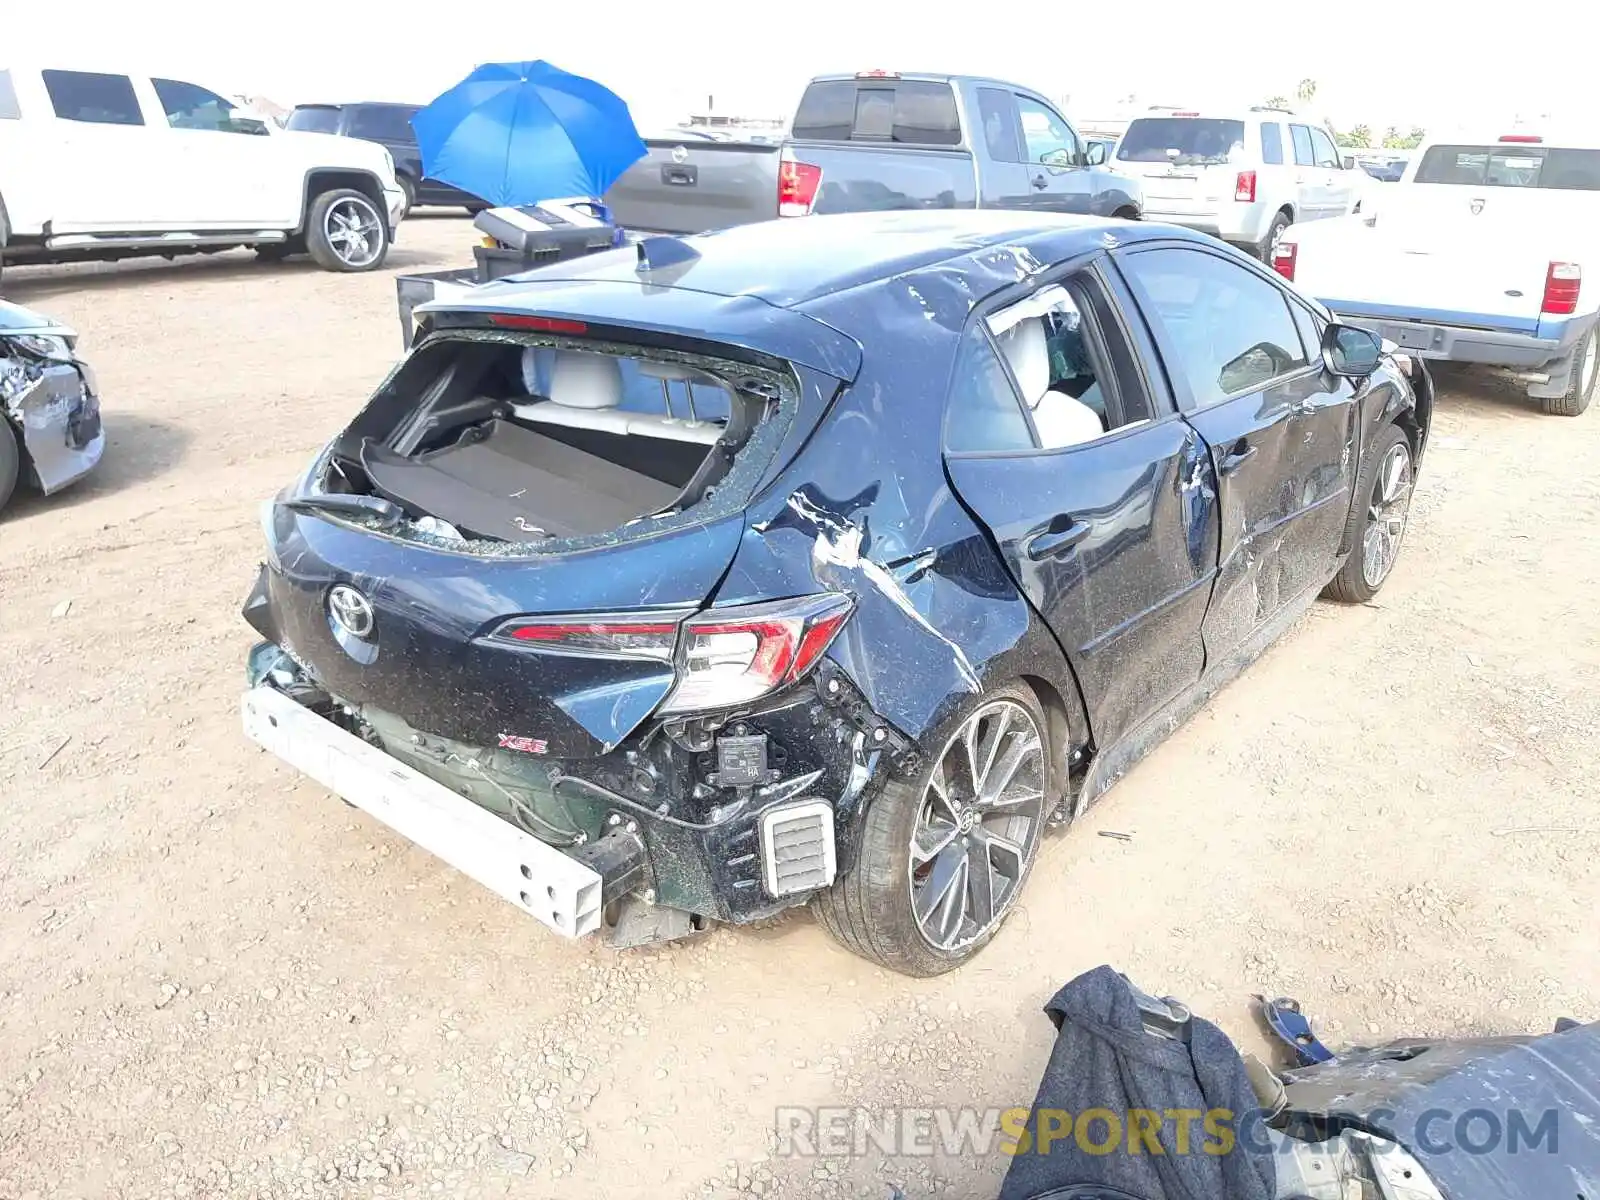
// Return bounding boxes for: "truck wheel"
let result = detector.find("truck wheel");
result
[305,189,390,272]
[0,419,21,513]
[812,681,1052,976]
[1324,423,1414,604]
[1257,211,1291,262]
[1540,327,1597,417]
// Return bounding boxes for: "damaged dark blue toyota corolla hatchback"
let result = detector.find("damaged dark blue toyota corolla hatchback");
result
[241,211,1432,976]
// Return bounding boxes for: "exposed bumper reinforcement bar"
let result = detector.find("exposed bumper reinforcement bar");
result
[241,685,605,938]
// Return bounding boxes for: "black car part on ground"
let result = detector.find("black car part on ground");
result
[1000,967,1599,1200]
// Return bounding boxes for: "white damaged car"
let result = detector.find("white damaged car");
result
[0,300,104,512]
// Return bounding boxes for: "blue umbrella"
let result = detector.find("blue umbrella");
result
[412,60,647,207]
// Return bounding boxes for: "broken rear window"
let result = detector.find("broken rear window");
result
[322,332,797,550]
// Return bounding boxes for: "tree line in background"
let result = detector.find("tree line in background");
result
[1261,79,1426,150]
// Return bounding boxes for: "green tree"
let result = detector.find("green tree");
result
[1296,78,1318,105]
[1335,123,1373,148]
[1382,125,1425,149]
[1263,94,1290,109]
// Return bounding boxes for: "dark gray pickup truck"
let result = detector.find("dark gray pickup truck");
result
[605,72,1143,233]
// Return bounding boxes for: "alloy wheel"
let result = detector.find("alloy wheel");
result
[324,197,383,268]
[907,699,1046,952]
[1362,442,1413,588]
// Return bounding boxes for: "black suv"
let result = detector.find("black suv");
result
[286,102,484,215]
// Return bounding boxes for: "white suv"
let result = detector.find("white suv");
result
[1113,107,1360,259]
[0,65,407,281]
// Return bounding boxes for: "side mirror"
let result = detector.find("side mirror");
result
[1323,323,1382,377]
[1040,148,1075,170]
[228,116,270,136]
[1085,141,1107,166]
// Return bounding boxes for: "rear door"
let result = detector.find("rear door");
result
[1308,126,1349,216]
[36,69,155,230]
[1115,242,1359,662]
[972,86,1035,208]
[1288,124,1324,217]
[942,258,1219,749]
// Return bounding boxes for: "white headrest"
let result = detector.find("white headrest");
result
[997,318,1051,406]
[547,350,622,410]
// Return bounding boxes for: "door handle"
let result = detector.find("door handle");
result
[1032,174,1049,190]
[1024,516,1090,560]
[1217,442,1257,477]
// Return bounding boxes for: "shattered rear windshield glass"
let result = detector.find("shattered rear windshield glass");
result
[1117,118,1246,165]
[1414,145,1600,190]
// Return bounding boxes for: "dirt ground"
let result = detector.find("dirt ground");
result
[1,214,1596,1200]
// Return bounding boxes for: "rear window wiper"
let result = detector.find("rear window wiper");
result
[284,493,406,529]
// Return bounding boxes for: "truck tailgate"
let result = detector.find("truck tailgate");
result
[605,140,782,234]
[1292,215,1552,334]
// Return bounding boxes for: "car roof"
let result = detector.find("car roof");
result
[504,211,1172,309]
[1419,130,1600,150]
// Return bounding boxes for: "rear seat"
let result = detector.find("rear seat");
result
[511,350,728,446]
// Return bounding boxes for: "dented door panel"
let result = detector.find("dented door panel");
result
[946,419,1219,750]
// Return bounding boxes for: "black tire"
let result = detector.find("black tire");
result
[304,188,390,273]
[812,681,1054,976]
[397,174,416,220]
[1324,423,1414,604]
[0,418,21,513]
[255,244,292,263]
[1540,327,1597,417]
[1258,210,1291,262]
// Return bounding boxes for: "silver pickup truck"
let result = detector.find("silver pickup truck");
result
[605,72,1142,234]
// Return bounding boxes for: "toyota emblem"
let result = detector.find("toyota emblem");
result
[671,144,689,165]
[327,584,375,639]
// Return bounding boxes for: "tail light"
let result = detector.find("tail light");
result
[1499,134,1543,143]
[1542,262,1581,315]
[1271,241,1297,281]
[1234,170,1257,202]
[660,594,853,714]
[494,613,686,661]
[778,158,823,218]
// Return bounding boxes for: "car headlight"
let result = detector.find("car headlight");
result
[7,333,72,361]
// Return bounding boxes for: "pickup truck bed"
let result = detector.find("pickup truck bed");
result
[604,73,1142,235]
[1275,135,1600,415]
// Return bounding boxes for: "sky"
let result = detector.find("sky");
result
[10,1,1596,135]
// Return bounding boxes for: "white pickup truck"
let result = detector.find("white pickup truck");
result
[0,64,406,283]
[1272,129,1600,416]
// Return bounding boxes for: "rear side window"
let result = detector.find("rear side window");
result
[286,105,343,134]
[976,87,1022,162]
[1117,118,1246,165]
[1288,124,1315,166]
[1414,144,1600,190]
[43,70,143,126]
[348,105,419,142]
[0,70,20,120]
[792,79,960,145]
[944,326,1036,453]
[1259,122,1284,165]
